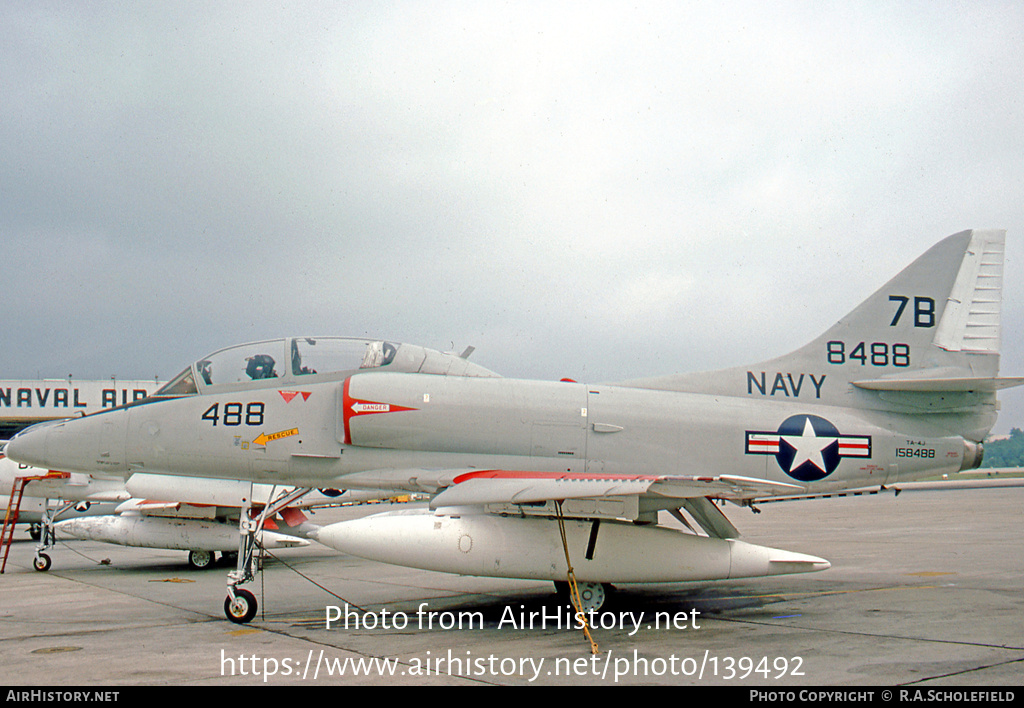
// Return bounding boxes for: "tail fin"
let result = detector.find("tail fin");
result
[624,230,1022,437]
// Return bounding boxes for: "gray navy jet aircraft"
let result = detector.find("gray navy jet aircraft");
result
[7,229,1022,623]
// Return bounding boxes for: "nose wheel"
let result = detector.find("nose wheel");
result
[224,588,257,624]
[33,553,51,572]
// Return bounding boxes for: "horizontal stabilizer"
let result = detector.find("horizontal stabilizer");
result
[757,477,1024,505]
[852,376,1024,392]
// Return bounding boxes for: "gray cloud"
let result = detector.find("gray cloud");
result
[2,1,1022,431]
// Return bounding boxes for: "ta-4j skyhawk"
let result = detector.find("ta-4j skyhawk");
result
[7,230,1022,623]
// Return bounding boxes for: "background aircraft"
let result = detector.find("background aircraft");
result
[7,231,1022,623]
[0,453,369,572]
[0,452,129,572]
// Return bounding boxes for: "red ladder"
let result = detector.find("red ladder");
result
[1,472,70,573]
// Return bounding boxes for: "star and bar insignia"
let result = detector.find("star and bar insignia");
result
[746,414,871,482]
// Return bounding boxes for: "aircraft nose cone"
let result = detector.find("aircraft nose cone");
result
[5,420,58,468]
[5,410,129,474]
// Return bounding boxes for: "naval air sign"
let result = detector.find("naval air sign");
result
[0,379,163,420]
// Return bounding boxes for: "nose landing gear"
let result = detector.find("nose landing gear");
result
[223,486,311,624]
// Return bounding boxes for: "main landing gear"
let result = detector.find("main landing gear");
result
[554,580,611,611]
[187,550,216,570]
[223,486,311,624]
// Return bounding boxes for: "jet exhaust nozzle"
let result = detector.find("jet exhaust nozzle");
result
[960,440,984,471]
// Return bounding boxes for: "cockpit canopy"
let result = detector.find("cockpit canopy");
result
[154,337,497,397]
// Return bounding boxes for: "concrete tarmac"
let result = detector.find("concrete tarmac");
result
[0,482,1021,687]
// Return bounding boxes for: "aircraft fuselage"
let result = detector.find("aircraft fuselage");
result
[13,371,972,501]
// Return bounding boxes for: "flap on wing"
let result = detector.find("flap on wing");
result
[329,467,475,494]
[430,472,657,508]
[428,470,805,509]
[651,474,805,499]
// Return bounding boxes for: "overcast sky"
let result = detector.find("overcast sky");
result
[2,2,1023,432]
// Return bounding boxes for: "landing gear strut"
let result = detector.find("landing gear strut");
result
[223,486,311,623]
[32,500,77,572]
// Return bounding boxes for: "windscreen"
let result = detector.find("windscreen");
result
[291,338,398,376]
[153,367,198,396]
[195,340,288,386]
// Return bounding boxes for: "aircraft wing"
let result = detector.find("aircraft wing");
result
[125,473,387,510]
[337,468,805,509]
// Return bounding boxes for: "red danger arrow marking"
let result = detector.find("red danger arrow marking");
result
[341,378,418,445]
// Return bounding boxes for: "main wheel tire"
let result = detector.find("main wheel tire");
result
[576,581,607,611]
[224,589,258,624]
[552,580,609,611]
[187,550,216,569]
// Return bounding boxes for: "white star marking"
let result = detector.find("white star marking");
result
[781,417,837,473]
